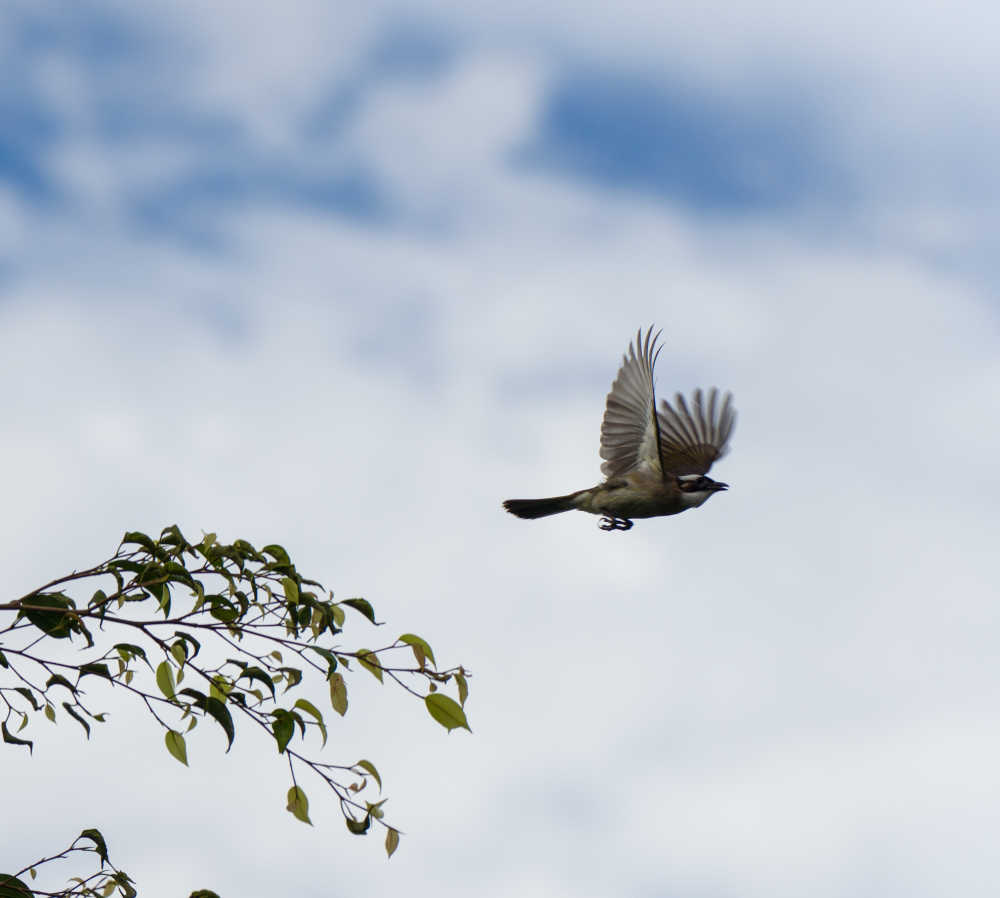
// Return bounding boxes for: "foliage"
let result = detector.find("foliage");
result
[1,526,471,892]
[0,829,133,898]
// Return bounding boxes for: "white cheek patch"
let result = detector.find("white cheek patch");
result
[681,490,714,508]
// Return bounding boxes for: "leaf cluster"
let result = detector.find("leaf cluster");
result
[0,828,134,898]
[1,526,471,863]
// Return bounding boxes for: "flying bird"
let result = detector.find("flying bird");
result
[503,327,736,531]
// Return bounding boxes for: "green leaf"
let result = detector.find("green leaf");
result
[63,702,91,738]
[286,785,312,825]
[424,693,471,733]
[78,662,113,681]
[455,672,469,706]
[293,699,327,747]
[356,650,383,683]
[238,666,276,699]
[344,813,371,835]
[208,676,230,702]
[13,687,40,711]
[385,827,400,858]
[20,593,75,639]
[173,631,202,660]
[189,891,222,898]
[114,643,150,667]
[78,828,109,865]
[328,673,348,717]
[90,588,109,611]
[122,531,156,551]
[144,579,171,617]
[341,597,377,624]
[232,538,258,559]
[170,642,187,667]
[295,604,311,629]
[0,874,32,897]
[261,544,291,565]
[309,606,327,637]
[282,577,299,604]
[308,646,338,675]
[44,703,55,723]
[203,697,235,751]
[278,666,303,692]
[108,559,145,575]
[46,673,77,694]
[399,633,436,668]
[160,523,188,547]
[165,730,188,766]
[208,596,239,623]
[156,661,176,700]
[179,689,235,751]
[272,710,294,753]
[112,872,137,898]
[354,759,382,791]
[1,721,32,754]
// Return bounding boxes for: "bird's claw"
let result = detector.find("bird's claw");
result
[599,516,633,531]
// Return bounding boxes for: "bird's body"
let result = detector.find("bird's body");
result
[503,328,736,531]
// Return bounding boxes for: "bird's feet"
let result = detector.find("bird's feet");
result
[598,516,634,531]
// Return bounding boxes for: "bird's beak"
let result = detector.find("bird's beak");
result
[713,481,729,491]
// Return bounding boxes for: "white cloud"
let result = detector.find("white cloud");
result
[344,51,548,221]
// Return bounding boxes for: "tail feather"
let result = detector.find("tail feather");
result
[503,492,580,520]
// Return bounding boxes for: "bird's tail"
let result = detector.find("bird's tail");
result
[503,492,581,520]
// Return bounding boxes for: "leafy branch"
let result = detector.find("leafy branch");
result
[0,828,134,898]
[1,526,471,859]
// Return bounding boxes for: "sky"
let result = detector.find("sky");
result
[2,1,1000,895]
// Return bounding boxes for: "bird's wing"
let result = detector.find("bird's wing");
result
[599,327,665,479]
[656,388,736,475]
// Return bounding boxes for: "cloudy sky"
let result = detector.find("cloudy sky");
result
[3,1,1000,895]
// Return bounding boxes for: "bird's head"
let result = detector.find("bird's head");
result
[677,474,729,508]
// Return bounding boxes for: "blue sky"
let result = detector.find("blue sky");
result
[5,1,999,257]
[3,2,1000,897]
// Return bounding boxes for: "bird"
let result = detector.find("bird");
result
[502,327,735,531]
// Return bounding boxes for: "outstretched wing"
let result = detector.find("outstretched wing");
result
[657,388,736,475]
[599,327,665,479]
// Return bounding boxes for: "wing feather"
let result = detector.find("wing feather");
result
[599,327,664,479]
[657,387,736,475]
